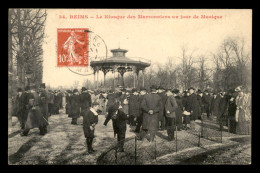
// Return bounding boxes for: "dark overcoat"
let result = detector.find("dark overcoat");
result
[210,95,221,117]
[39,90,49,119]
[25,92,48,129]
[158,92,167,121]
[218,96,229,117]
[182,95,188,111]
[174,96,184,126]
[128,94,140,117]
[80,92,92,111]
[185,93,200,120]
[141,93,161,130]
[82,109,98,138]
[14,93,26,117]
[106,93,118,112]
[228,98,237,118]
[202,94,211,114]
[69,94,81,118]
[104,109,128,135]
[197,95,203,116]
[65,94,71,115]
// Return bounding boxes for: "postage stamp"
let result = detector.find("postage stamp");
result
[57,28,89,67]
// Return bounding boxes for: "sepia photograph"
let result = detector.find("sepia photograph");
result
[8,9,252,165]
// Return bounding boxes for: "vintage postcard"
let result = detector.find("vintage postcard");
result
[8,9,252,165]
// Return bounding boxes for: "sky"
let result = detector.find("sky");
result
[42,9,252,89]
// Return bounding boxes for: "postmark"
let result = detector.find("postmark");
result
[57,29,108,76]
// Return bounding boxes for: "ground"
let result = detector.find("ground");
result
[8,109,251,165]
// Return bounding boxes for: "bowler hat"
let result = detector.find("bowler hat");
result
[73,89,79,93]
[17,88,23,92]
[39,83,46,89]
[81,87,88,91]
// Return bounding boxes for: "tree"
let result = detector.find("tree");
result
[9,9,47,88]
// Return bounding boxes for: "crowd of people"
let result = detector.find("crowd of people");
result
[12,83,251,154]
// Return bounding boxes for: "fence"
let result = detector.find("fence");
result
[96,115,249,165]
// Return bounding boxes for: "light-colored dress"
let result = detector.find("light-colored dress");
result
[235,93,251,135]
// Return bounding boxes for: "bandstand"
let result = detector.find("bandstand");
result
[90,48,151,89]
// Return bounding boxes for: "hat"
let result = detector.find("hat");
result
[132,88,137,93]
[188,87,195,91]
[92,102,99,106]
[81,87,88,91]
[140,87,147,91]
[25,86,30,91]
[73,89,79,93]
[172,89,180,94]
[17,88,23,92]
[39,83,46,89]
[150,85,157,90]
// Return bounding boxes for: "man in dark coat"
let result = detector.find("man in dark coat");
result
[134,87,147,133]
[82,102,99,154]
[228,91,237,134]
[197,89,204,120]
[128,88,140,126]
[106,91,118,112]
[48,90,54,116]
[80,87,92,114]
[202,90,211,118]
[218,92,229,130]
[182,91,190,130]
[57,90,63,109]
[172,89,183,131]
[210,92,221,119]
[38,83,49,134]
[138,85,161,142]
[14,88,26,130]
[157,86,167,131]
[104,105,129,152]
[21,85,48,136]
[165,89,178,141]
[185,87,200,130]
[65,90,72,115]
[70,89,81,125]
[53,91,61,114]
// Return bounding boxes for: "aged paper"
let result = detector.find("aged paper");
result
[8,9,251,165]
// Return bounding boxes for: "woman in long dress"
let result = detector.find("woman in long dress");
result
[235,90,251,135]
